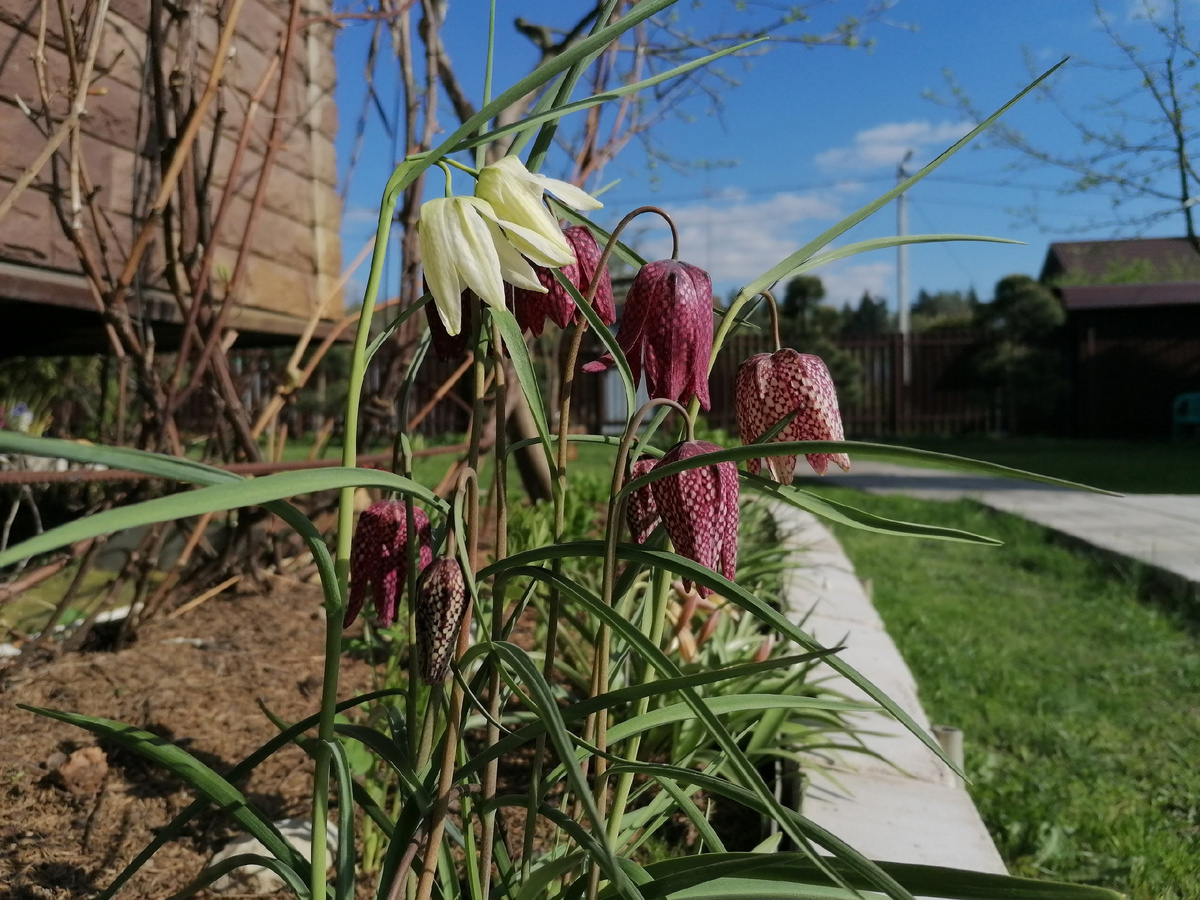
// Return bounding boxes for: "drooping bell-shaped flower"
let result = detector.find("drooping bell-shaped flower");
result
[475,156,602,264]
[583,260,713,410]
[425,286,472,361]
[513,226,615,337]
[625,457,660,544]
[649,440,739,597]
[347,502,434,628]
[418,196,549,336]
[414,557,467,684]
[736,349,850,480]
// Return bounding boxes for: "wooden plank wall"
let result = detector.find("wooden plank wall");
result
[0,0,343,326]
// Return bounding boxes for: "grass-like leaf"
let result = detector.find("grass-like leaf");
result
[18,705,312,884]
[0,467,444,569]
[620,440,1116,498]
[554,269,637,418]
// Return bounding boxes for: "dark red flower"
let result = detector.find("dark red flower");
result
[583,259,713,410]
[347,501,434,627]
[736,349,849,480]
[513,226,615,337]
[625,457,660,544]
[650,440,738,597]
[415,557,467,683]
[424,286,472,361]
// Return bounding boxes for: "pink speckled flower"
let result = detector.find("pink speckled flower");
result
[583,259,713,410]
[415,557,467,683]
[625,457,660,544]
[513,226,615,337]
[736,349,850,481]
[347,501,434,627]
[650,440,738,597]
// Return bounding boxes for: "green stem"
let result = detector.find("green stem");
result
[585,398,691,900]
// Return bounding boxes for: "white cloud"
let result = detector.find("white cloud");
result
[815,120,972,172]
[631,189,843,287]
[809,259,895,307]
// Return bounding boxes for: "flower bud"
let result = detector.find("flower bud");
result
[415,557,468,684]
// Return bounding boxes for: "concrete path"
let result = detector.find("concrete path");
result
[772,503,1008,874]
[829,461,1200,592]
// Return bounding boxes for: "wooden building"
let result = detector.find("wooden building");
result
[0,0,343,357]
[1041,238,1200,439]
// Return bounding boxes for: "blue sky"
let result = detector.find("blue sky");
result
[333,0,1193,311]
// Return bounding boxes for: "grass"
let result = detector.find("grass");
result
[884,436,1200,494]
[808,486,1200,900]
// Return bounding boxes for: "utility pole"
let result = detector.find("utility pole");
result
[896,150,913,386]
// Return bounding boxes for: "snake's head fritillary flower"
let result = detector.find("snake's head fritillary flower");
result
[583,259,714,410]
[418,196,547,337]
[347,502,433,628]
[736,349,850,481]
[650,440,738,597]
[424,286,472,361]
[476,156,602,264]
[415,557,467,684]
[513,226,615,336]
[625,457,661,544]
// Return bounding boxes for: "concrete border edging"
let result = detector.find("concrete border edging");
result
[769,502,1007,873]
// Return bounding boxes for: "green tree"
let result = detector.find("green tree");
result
[911,288,978,332]
[973,275,1068,434]
[841,290,893,336]
[773,275,864,409]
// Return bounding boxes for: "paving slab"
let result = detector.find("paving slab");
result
[826,461,1200,590]
[770,502,1007,874]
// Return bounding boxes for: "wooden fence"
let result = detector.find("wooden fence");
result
[570,330,993,438]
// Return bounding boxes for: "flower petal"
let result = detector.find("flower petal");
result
[419,200,467,336]
[531,172,603,210]
[481,218,544,293]
[452,200,507,309]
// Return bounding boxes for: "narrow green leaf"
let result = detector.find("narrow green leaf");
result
[462,39,765,152]
[796,234,1021,273]
[181,853,311,900]
[615,851,1124,900]
[325,740,357,900]
[742,473,1002,544]
[365,293,432,365]
[621,440,1114,497]
[554,269,636,418]
[0,467,445,568]
[490,305,554,460]
[487,642,644,900]
[19,705,311,881]
[732,60,1068,306]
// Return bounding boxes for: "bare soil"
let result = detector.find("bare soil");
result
[0,577,375,900]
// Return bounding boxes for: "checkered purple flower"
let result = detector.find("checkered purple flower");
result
[513,226,614,337]
[583,259,713,410]
[650,440,738,597]
[347,501,434,628]
[415,557,467,684]
[736,349,850,480]
[625,457,660,544]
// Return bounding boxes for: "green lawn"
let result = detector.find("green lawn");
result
[883,436,1200,494]
[810,487,1200,900]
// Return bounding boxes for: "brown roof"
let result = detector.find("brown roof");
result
[1041,237,1200,284]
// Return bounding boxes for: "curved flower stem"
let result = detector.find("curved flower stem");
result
[478,318,508,898]
[584,398,690,900]
[761,289,781,351]
[414,468,478,900]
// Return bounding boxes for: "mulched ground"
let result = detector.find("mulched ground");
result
[0,576,376,900]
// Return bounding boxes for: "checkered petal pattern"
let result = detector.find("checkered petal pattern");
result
[736,349,850,480]
[625,457,661,544]
[347,501,434,628]
[513,226,615,337]
[582,259,713,410]
[415,557,467,684]
[651,440,739,597]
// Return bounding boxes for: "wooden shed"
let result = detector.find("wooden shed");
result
[0,0,343,357]
[1041,238,1200,439]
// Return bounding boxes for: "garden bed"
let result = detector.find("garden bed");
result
[0,578,375,900]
